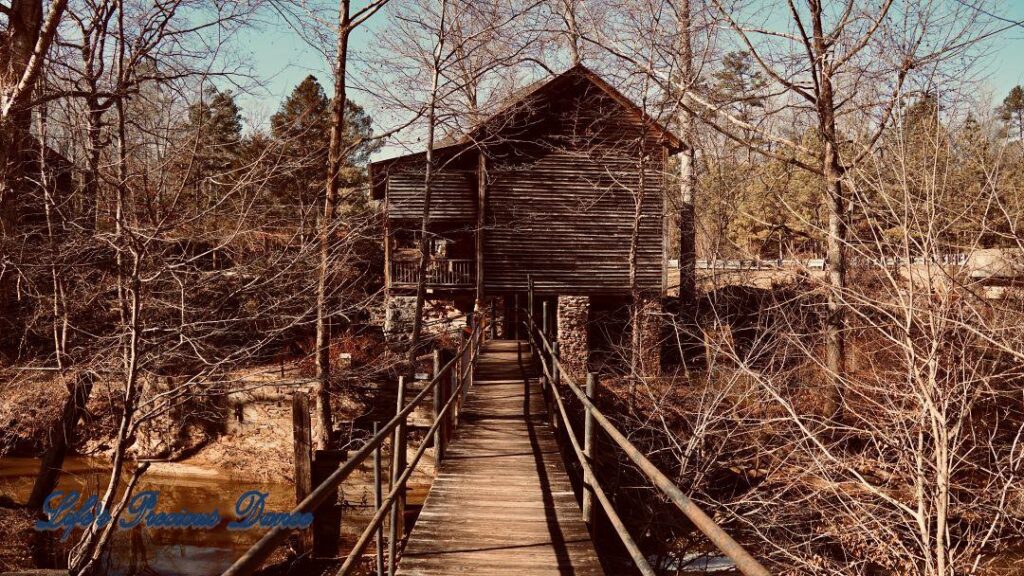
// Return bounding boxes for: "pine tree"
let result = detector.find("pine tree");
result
[271,76,331,218]
[998,85,1024,141]
[185,87,243,208]
[711,51,767,123]
[269,75,379,219]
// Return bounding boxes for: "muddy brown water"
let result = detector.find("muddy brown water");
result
[0,456,420,576]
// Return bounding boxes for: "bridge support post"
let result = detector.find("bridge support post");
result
[312,449,345,558]
[389,376,407,576]
[291,392,313,553]
[288,397,345,559]
[582,372,597,527]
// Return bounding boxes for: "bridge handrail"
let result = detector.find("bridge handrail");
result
[221,316,486,576]
[335,326,483,576]
[522,309,772,576]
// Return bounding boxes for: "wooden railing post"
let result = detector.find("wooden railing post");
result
[527,276,534,355]
[541,301,550,394]
[513,294,519,340]
[373,421,385,576]
[292,392,313,553]
[389,376,407,576]
[489,299,496,339]
[456,331,466,425]
[432,349,444,465]
[551,341,560,389]
[582,372,597,527]
[449,347,458,437]
[550,341,561,434]
[542,300,549,341]
[464,329,471,405]
[465,319,476,403]
[528,275,534,316]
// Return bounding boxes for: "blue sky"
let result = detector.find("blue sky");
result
[230,11,383,131]
[970,2,1024,96]
[230,1,1024,148]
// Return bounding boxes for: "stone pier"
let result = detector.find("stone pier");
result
[557,295,590,380]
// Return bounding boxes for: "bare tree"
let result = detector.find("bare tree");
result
[1,0,69,341]
[312,0,391,451]
[362,0,544,354]
[408,0,449,361]
[588,0,1003,414]
[676,0,697,303]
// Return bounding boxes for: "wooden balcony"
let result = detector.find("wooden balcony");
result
[390,258,474,288]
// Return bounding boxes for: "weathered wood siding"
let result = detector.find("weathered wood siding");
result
[376,69,671,296]
[482,76,666,295]
[386,170,475,222]
[484,154,663,295]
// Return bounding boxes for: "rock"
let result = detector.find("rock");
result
[384,295,418,337]
[967,248,1024,280]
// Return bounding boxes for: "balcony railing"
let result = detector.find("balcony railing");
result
[390,258,474,288]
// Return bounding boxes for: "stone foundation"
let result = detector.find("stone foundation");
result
[384,295,417,338]
[557,295,590,380]
[484,296,505,338]
[384,295,467,340]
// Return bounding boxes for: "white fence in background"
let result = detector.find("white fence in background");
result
[676,253,972,272]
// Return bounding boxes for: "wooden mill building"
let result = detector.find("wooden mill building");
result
[369,65,684,368]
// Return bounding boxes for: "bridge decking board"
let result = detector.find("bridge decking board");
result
[396,340,605,576]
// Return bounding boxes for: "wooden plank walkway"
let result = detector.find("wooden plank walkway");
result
[397,340,605,576]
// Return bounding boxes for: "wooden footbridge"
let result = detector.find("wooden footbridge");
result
[222,310,770,576]
[397,339,603,575]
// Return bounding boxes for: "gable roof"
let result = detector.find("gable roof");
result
[369,65,685,198]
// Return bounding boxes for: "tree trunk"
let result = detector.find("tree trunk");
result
[408,0,448,361]
[313,0,352,451]
[0,114,28,342]
[69,254,143,576]
[563,0,581,66]
[83,100,103,232]
[823,137,847,416]
[28,373,94,511]
[629,136,646,380]
[676,0,697,304]
[1,0,69,344]
[69,24,138,569]
[1,0,42,342]
[812,5,847,418]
